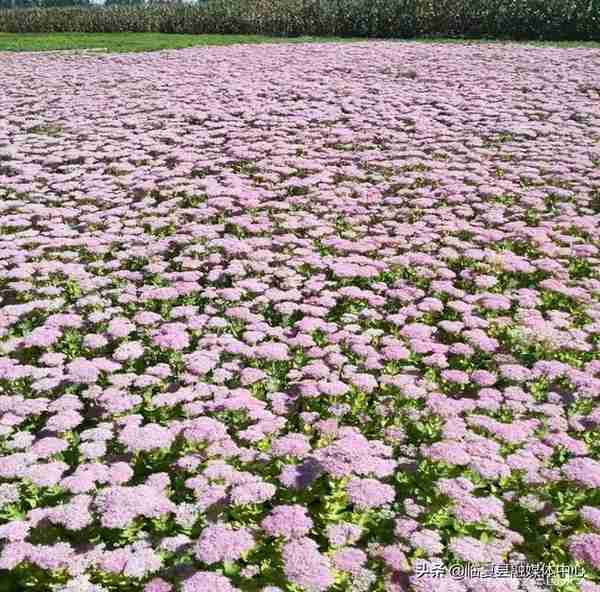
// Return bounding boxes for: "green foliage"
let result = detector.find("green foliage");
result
[0,0,599,40]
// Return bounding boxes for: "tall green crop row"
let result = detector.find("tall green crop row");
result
[0,0,598,40]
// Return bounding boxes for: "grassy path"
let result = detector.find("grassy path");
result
[0,32,598,53]
[0,32,361,52]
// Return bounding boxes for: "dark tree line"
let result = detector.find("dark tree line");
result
[0,0,189,7]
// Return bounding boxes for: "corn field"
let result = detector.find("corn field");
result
[0,0,598,40]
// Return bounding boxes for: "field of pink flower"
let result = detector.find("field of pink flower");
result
[0,41,599,592]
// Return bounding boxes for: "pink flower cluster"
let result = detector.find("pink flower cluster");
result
[0,41,599,591]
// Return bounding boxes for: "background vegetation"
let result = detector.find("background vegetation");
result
[0,0,598,41]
